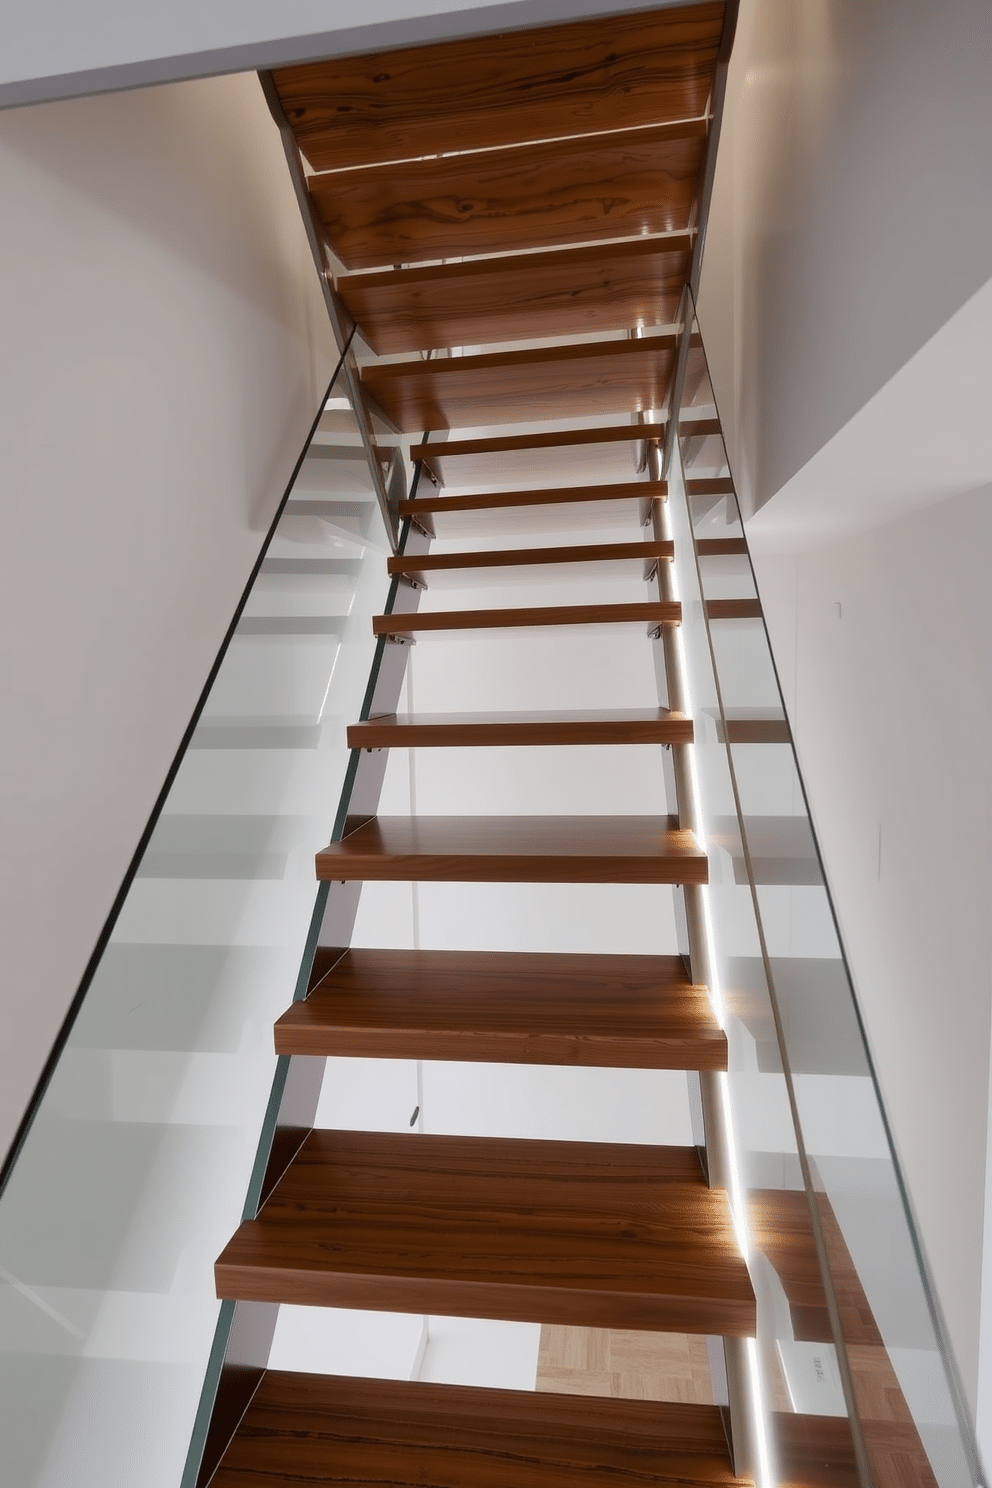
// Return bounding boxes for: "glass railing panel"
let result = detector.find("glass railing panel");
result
[669,289,983,1488]
[667,432,866,1485]
[0,365,390,1488]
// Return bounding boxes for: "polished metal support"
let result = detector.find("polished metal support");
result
[647,437,759,1484]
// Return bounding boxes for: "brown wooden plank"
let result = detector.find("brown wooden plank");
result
[753,1193,939,1488]
[772,1412,860,1488]
[309,120,708,269]
[212,1372,742,1487]
[751,1189,882,1349]
[215,1130,753,1334]
[403,479,666,517]
[315,815,707,885]
[696,538,748,555]
[363,334,679,432]
[388,538,673,583]
[686,478,735,496]
[340,235,691,354]
[717,712,791,745]
[347,707,694,748]
[272,5,725,171]
[274,948,725,1069]
[413,424,665,487]
[705,598,762,620]
[373,600,681,637]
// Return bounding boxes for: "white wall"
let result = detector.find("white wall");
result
[0,73,338,1163]
[0,0,688,108]
[698,0,992,515]
[750,489,992,1427]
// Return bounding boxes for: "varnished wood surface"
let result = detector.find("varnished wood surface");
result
[340,235,691,354]
[315,815,708,885]
[272,4,724,171]
[686,477,735,496]
[212,1372,742,1487]
[274,948,726,1069]
[705,598,763,620]
[364,335,678,432]
[310,120,708,269]
[388,538,673,582]
[413,424,665,487]
[372,600,681,636]
[718,714,791,745]
[680,416,722,438]
[347,707,693,748]
[403,479,666,517]
[215,1130,753,1334]
[772,1413,859,1488]
[696,538,748,555]
[753,1193,938,1485]
[751,1189,882,1348]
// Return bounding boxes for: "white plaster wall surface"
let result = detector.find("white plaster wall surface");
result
[749,485,992,1424]
[698,0,992,514]
[0,73,337,1161]
[0,0,689,107]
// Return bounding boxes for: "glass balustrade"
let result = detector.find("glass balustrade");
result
[668,287,985,1488]
[0,356,392,1488]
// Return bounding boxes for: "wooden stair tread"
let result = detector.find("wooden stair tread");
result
[315,816,707,885]
[339,236,691,355]
[275,948,726,1069]
[215,1130,754,1333]
[212,1373,742,1487]
[405,426,731,489]
[372,601,680,636]
[705,598,762,620]
[271,6,724,171]
[402,480,665,518]
[309,121,707,270]
[388,538,673,581]
[347,707,694,747]
[363,335,678,432]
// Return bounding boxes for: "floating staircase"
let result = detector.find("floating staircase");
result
[197,4,894,1485]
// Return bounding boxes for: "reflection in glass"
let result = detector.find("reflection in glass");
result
[0,377,389,1488]
[668,291,982,1488]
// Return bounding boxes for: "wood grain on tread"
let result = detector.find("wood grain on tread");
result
[753,1193,939,1487]
[309,121,707,269]
[402,479,666,517]
[211,1372,742,1487]
[274,948,726,1069]
[316,815,707,885]
[363,335,678,432]
[388,538,673,582]
[705,598,762,620]
[372,600,681,636]
[215,1130,753,1334]
[271,4,725,170]
[347,707,693,748]
[413,425,666,487]
[338,236,691,354]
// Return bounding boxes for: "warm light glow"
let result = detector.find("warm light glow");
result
[747,1336,776,1488]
